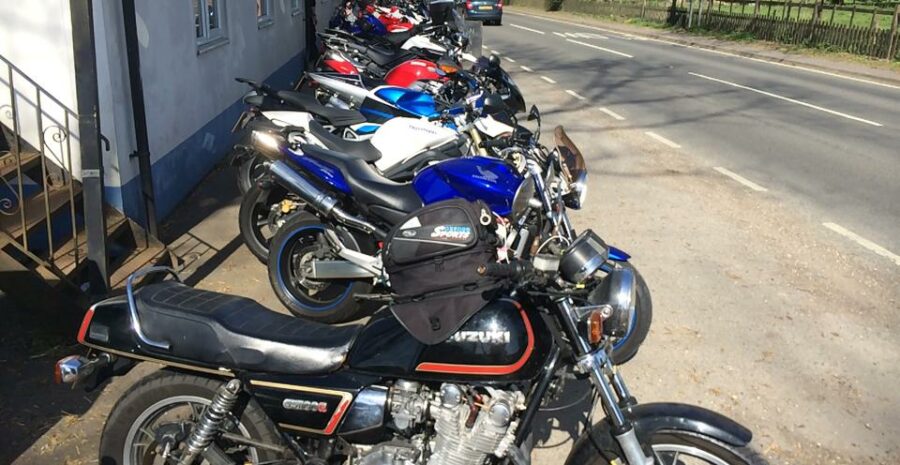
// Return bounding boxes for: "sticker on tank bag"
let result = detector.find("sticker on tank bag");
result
[431,225,472,241]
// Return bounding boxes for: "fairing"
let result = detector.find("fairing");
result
[384,59,445,88]
[372,86,438,118]
[286,148,352,194]
[370,117,458,172]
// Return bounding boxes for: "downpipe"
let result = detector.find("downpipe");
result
[267,160,387,239]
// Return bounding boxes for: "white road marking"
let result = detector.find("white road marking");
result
[599,107,626,120]
[541,75,557,84]
[490,49,500,55]
[509,23,545,34]
[507,10,900,90]
[689,72,884,127]
[553,32,566,37]
[567,39,634,58]
[645,131,681,148]
[520,65,534,72]
[481,45,488,49]
[565,89,586,100]
[505,56,516,63]
[713,167,768,192]
[823,222,900,266]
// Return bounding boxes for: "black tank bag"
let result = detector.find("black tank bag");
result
[384,199,500,345]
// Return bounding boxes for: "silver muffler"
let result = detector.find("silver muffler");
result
[268,160,386,238]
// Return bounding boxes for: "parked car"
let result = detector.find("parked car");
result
[464,0,502,25]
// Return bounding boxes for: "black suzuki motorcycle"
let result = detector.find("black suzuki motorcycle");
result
[57,210,765,465]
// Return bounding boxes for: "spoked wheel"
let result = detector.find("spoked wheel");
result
[648,432,769,465]
[238,184,302,262]
[100,371,283,465]
[268,214,375,323]
[609,262,652,365]
[582,431,768,465]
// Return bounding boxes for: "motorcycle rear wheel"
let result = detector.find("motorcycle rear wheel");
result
[238,184,293,262]
[99,370,283,465]
[268,214,375,323]
[236,152,267,195]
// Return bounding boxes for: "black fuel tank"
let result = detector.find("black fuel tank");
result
[348,299,550,383]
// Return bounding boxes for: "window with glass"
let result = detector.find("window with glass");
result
[195,0,227,49]
[257,0,274,27]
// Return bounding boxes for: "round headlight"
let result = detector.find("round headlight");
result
[511,176,536,221]
[587,266,636,338]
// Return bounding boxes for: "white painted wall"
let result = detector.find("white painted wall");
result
[0,0,81,179]
[1,0,335,219]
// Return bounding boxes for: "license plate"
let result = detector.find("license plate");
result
[479,5,493,10]
[231,111,252,133]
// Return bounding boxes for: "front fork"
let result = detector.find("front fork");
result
[558,298,653,465]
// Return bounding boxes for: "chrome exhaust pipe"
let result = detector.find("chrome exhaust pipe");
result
[268,160,386,238]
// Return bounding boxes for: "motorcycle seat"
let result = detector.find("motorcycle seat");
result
[275,90,367,127]
[384,29,413,47]
[307,120,382,162]
[365,45,415,68]
[299,143,423,215]
[133,281,361,374]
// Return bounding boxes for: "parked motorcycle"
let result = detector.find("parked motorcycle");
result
[56,228,762,465]
[248,105,650,364]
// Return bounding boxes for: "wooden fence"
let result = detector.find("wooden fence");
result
[507,0,900,60]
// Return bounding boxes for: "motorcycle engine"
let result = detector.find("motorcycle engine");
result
[354,381,524,465]
[428,384,524,465]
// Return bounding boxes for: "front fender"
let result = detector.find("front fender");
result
[564,402,752,464]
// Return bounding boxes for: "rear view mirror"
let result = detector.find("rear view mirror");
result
[483,93,509,115]
[527,105,541,122]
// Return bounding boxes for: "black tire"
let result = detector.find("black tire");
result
[237,153,267,195]
[584,430,768,465]
[609,263,652,365]
[268,214,375,323]
[238,184,291,262]
[99,370,284,465]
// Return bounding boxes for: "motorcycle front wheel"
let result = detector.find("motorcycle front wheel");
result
[268,214,375,323]
[590,431,768,465]
[99,370,283,465]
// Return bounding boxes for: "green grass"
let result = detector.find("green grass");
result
[701,1,897,28]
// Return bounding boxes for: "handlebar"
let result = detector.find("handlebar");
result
[478,260,533,280]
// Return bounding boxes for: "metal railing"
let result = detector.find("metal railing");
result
[0,52,86,287]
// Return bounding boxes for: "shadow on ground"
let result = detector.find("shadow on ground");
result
[0,291,99,465]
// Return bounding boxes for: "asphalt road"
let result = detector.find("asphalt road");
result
[484,10,900,261]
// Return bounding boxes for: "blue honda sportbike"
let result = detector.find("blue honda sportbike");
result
[249,110,651,364]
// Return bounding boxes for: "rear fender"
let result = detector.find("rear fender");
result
[564,402,752,464]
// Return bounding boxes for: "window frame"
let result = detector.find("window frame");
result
[291,0,302,16]
[257,0,275,28]
[195,0,228,53]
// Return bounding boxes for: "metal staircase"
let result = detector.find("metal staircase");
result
[0,53,170,306]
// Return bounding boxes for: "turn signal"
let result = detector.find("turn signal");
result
[588,309,603,345]
[439,64,459,75]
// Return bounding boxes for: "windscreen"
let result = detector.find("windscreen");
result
[554,126,586,184]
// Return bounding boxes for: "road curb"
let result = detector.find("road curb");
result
[506,6,900,88]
